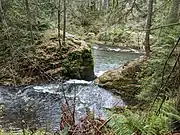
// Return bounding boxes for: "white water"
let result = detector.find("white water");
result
[0,44,141,132]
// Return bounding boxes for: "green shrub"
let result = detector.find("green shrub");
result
[108,103,170,135]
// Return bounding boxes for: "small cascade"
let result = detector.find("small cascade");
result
[0,44,141,132]
[0,80,124,131]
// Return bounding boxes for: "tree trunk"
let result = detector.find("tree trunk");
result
[143,0,153,57]
[90,0,96,11]
[58,0,62,55]
[112,0,115,8]
[116,0,118,7]
[87,0,90,9]
[34,0,39,27]
[0,0,12,49]
[63,0,66,45]
[103,0,109,10]
[0,0,7,28]
[167,0,180,24]
[25,0,34,45]
[99,0,102,10]
[173,52,180,131]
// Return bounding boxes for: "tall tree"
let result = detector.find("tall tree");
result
[167,0,180,24]
[113,0,115,8]
[143,0,153,57]
[34,0,39,27]
[58,0,62,55]
[0,0,13,50]
[25,0,34,46]
[0,0,6,27]
[63,0,66,45]
[90,0,96,11]
[99,0,102,10]
[103,0,109,10]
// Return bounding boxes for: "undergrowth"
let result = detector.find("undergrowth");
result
[107,101,177,135]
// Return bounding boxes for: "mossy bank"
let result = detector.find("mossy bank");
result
[95,56,147,105]
[0,29,95,86]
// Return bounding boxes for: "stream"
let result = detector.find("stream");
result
[0,44,141,132]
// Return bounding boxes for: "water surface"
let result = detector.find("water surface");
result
[0,44,141,132]
[93,44,142,76]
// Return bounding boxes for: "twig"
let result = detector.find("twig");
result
[150,37,180,113]
[72,84,77,125]
[98,115,114,131]
[137,22,180,31]
[61,85,73,117]
[152,0,171,14]
[162,37,180,84]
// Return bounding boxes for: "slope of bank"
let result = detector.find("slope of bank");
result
[0,29,95,86]
[95,56,147,105]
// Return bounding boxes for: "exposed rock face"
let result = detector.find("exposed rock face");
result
[96,56,146,105]
[1,29,95,85]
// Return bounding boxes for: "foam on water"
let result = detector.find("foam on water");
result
[92,46,99,50]
[95,70,106,77]
[64,79,92,84]
[0,81,125,132]
[107,48,121,52]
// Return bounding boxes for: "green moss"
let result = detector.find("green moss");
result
[68,51,82,61]
[61,59,69,67]
[97,57,145,105]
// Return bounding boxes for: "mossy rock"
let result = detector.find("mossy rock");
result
[96,56,146,105]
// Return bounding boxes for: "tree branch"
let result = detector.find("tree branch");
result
[137,22,180,31]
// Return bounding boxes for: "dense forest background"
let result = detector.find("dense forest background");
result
[0,0,180,134]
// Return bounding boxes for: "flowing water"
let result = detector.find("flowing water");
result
[0,44,142,132]
[93,44,142,76]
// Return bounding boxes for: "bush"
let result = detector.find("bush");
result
[107,104,170,135]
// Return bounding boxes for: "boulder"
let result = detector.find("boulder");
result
[1,29,95,85]
[96,56,147,105]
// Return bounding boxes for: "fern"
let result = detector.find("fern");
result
[107,105,170,135]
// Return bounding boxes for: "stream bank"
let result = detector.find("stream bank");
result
[0,44,142,132]
[0,30,95,86]
[95,56,147,105]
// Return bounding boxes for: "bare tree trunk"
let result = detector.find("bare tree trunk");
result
[174,52,180,131]
[0,0,12,48]
[112,0,115,8]
[143,0,153,57]
[63,0,66,45]
[58,0,62,55]
[34,0,39,26]
[167,0,180,24]
[0,0,2,22]
[99,0,102,10]
[103,0,109,10]
[176,52,180,113]
[0,0,6,26]
[176,86,180,113]
[25,0,34,46]
[87,0,90,9]
[90,0,96,11]
[116,0,118,7]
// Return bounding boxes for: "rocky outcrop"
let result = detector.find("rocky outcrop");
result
[0,29,95,85]
[96,56,147,105]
